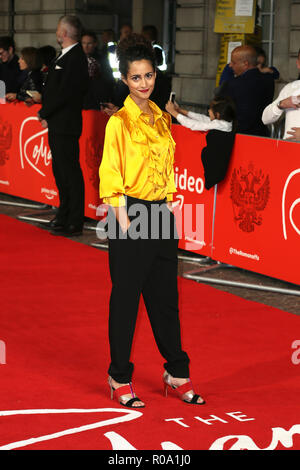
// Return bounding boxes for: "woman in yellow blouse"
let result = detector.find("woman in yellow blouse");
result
[99,34,205,408]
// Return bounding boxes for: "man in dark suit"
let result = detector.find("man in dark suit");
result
[0,36,26,94]
[38,15,89,236]
[220,45,274,137]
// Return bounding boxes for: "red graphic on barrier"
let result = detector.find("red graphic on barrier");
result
[230,163,270,232]
[19,116,51,177]
[0,117,12,166]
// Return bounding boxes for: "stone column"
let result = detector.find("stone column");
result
[172,0,217,110]
[132,0,143,34]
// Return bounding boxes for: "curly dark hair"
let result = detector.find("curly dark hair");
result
[116,33,156,77]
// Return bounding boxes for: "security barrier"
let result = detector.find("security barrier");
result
[0,102,107,220]
[0,102,299,285]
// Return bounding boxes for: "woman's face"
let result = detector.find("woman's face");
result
[122,59,156,104]
[18,56,28,70]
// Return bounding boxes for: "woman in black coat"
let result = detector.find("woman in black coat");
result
[6,47,43,102]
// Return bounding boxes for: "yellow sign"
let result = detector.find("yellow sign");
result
[214,0,257,34]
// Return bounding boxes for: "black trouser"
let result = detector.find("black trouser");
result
[107,195,190,383]
[48,130,85,227]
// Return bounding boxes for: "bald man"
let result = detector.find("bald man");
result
[220,45,274,137]
[38,16,89,236]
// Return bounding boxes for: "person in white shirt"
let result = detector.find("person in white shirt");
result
[166,96,237,189]
[262,50,300,140]
[165,97,234,133]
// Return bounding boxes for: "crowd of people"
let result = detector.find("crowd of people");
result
[2,18,300,233]
[167,44,300,142]
[2,19,300,142]
[2,16,300,210]
[0,21,171,113]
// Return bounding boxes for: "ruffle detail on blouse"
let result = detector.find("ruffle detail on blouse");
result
[147,147,171,190]
[124,108,176,192]
[148,142,174,190]
[147,117,176,191]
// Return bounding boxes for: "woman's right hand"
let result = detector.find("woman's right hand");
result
[112,206,131,234]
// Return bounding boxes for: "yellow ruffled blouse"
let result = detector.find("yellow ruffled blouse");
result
[99,95,176,207]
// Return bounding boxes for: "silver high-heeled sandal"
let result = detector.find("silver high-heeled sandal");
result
[163,372,205,405]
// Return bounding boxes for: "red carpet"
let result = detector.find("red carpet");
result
[0,214,300,450]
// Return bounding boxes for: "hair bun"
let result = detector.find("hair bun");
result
[116,33,156,76]
[117,33,152,57]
